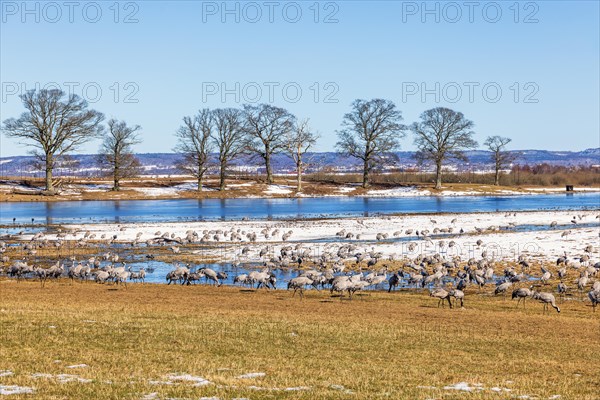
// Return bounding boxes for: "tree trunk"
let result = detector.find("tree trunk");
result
[265,152,273,184]
[494,167,500,186]
[435,161,442,189]
[45,154,54,192]
[362,159,369,188]
[197,176,203,192]
[219,160,226,191]
[297,162,302,192]
[113,164,120,191]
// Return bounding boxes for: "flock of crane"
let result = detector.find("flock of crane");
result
[1,211,599,315]
[2,247,600,315]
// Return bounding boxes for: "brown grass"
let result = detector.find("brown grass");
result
[308,166,600,187]
[3,174,598,203]
[0,280,598,399]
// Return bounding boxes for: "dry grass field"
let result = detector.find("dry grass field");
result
[0,281,598,399]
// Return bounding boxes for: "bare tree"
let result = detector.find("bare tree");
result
[2,89,104,192]
[411,107,477,189]
[335,99,405,188]
[243,104,295,184]
[284,119,319,192]
[213,108,246,190]
[174,109,214,191]
[484,135,515,186]
[97,119,142,191]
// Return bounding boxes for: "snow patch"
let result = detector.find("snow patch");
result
[284,386,311,391]
[365,187,429,197]
[236,372,266,379]
[66,364,88,369]
[264,185,293,195]
[330,384,354,394]
[227,182,254,188]
[0,385,34,395]
[152,373,212,387]
[31,373,91,383]
[443,382,484,392]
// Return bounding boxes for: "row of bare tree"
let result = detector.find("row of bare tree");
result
[336,99,514,189]
[174,105,317,192]
[2,89,514,193]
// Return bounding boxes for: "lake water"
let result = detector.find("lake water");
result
[55,260,541,289]
[1,193,599,225]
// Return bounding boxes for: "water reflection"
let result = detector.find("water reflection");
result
[1,192,598,225]
[114,201,122,224]
[434,196,443,213]
[362,197,370,217]
[45,202,55,225]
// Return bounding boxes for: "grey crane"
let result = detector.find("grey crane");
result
[287,276,314,299]
[430,288,452,308]
[511,287,534,308]
[533,292,560,314]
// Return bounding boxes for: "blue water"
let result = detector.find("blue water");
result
[1,193,598,225]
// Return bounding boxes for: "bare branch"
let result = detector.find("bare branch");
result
[173,109,214,191]
[213,108,245,190]
[484,135,515,185]
[97,119,142,190]
[243,104,295,184]
[335,99,405,187]
[2,89,104,192]
[411,107,477,189]
[284,118,319,191]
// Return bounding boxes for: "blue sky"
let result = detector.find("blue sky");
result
[1,0,599,156]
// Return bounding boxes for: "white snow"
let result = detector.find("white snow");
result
[31,373,91,383]
[66,364,88,369]
[156,373,211,387]
[236,372,266,379]
[284,386,311,391]
[331,384,355,394]
[490,386,512,392]
[134,183,215,197]
[264,185,293,195]
[0,371,13,378]
[0,385,34,395]
[1,178,597,198]
[526,187,599,192]
[36,209,600,263]
[56,374,92,383]
[443,382,484,391]
[148,380,174,386]
[247,385,310,391]
[226,182,255,188]
[366,187,430,197]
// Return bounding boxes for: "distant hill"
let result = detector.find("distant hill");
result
[0,149,598,177]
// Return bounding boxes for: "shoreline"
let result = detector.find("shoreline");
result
[1,179,599,203]
[3,207,599,228]
[9,209,599,263]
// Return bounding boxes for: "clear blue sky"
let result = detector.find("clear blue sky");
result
[1,0,598,156]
